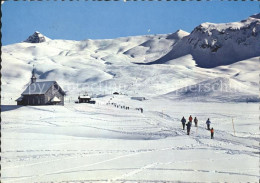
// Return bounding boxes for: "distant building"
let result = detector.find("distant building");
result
[78,95,91,103]
[131,97,146,101]
[16,68,65,106]
[77,92,96,104]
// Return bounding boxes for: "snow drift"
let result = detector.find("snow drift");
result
[163,77,259,102]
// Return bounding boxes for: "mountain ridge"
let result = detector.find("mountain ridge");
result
[2,14,259,102]
[146,13,260,68]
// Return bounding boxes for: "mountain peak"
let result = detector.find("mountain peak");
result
[24,31,50,43]
[250,13,260,19]
[167,29,189,40]
[175,29,188,34]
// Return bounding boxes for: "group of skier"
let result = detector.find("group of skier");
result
[181,115,214,139]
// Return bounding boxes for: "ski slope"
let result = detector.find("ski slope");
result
[1,97,259,183]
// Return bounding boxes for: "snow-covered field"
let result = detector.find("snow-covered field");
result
[1,96,259,183]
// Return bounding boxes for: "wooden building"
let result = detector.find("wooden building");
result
[16,68,65,106]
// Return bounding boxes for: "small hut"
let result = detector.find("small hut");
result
[78,95,91,103]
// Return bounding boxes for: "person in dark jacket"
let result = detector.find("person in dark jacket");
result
[186,121,191,135]
[194,117,198,127]
[210,128,214,139]
[206,118,211,130]
[181,117,186,130]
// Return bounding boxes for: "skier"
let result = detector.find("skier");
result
[189,115,193,122]
[206,118,211,130]
[186,121,191,135]
[181,116,186,130]
[194,117,198,127]
[189,115,193,126]
[210,128,214,139]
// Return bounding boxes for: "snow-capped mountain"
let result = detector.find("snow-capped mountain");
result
[150,13,260,68]
[24,31,51,43]
[1,14,259,102]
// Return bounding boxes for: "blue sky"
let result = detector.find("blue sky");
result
[2,1,259,45]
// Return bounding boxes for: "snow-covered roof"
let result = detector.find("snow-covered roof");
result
[78,95,91,99]
[51,96,61,102]
[22,81,64,95]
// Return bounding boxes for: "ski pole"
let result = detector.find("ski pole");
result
[232,118,236,136]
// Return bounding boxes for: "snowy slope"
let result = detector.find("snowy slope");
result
[123,30,189,63]
[1,100,259,182]
[162,77,259,102]
[150,13,260,68]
